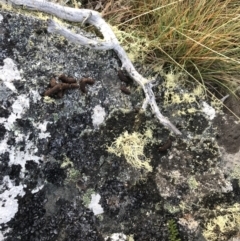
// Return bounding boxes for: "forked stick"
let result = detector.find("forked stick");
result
[7,0,182,135]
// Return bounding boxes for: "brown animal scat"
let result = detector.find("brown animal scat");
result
[79,77,95,93]
[49,77,57,87]
[118,70,132,84]
[120,85,131,95]
[44,83,79,97]
[44,83,63,97]
[159,138,172,152]
[59,74,77,84]
[57,90,64,98]
[79,82,86,93]
[82,77,95,85]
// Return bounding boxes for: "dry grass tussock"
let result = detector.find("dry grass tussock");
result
[101,0,240,103]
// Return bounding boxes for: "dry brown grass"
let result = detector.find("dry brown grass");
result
[99,0,240,101]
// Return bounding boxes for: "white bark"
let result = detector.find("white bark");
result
[8,0,182,135]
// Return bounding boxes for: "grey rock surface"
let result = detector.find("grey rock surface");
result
[0,5,240,241]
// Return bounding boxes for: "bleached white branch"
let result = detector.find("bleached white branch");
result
[8,0,182,135]
[47,19,115,50]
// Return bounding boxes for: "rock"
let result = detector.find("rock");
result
[0,5,240,241]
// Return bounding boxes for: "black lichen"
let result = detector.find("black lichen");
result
[43,162,66,185]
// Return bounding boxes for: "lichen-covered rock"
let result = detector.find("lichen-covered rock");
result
[0,5,240,241]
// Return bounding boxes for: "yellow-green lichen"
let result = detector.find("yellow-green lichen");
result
[43,96,55,104]
[187,176,199,190]
[161,70,213,117]
[61,155,74,169]
[67,169,81,182]
[144,128,153,139]
[127,234,135,241]
[203,203,240,241]
[61,155,81,184]
[164,202,180,214]
[82,188,95,207]
[111,26,149,63]
[107,131,152,172]
[155,202,162,211]
[211,97,223,111]
[229,164,240,187]
[1,2,13,11]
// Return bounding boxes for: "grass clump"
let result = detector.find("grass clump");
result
[102,0,240,101]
